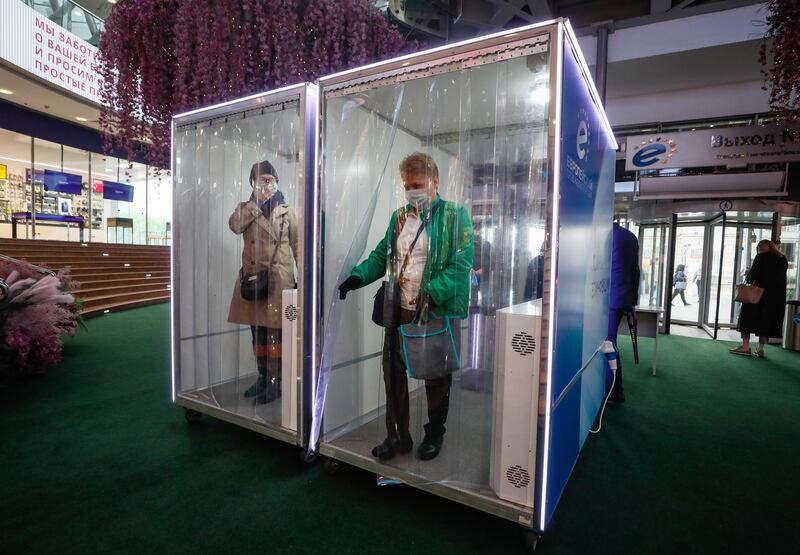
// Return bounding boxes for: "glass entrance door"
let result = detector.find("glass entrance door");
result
[638,224,668,308]
[669,225,706,326]
[703,214,730,338]
[780,217,800,301]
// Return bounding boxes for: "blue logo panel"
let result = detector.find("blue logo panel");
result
[543,38,615,529]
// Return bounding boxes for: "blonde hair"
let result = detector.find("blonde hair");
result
[757,239,785,258]
[399,152,438,179]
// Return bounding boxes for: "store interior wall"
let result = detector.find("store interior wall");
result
[0,127,171,244]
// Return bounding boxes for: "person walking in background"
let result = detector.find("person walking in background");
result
[607,222,641,404]
[729,240,788,358]
[671,264,690,306]
[693,269,702,300]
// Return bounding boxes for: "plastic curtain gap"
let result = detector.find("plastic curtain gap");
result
[307,85,407,455]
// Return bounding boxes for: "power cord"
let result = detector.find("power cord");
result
[590,342,618,435]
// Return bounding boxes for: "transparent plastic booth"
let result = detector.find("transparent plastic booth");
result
[171,83,317,446]
[309,21,616,545]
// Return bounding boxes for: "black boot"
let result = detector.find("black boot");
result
[371,434,413,460]
[417,434,444,460]
[243,375,266,398]
[254,377,280,405]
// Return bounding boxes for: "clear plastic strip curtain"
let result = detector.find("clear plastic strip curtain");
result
[176,101,301,429]
[312,50,550,495]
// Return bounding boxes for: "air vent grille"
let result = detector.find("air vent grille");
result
[506,465,531,489]
[511,332,536,356]
[284,304,297,322]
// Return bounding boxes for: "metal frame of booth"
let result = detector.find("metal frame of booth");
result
[170,82,318,448]
[306,19,617,546]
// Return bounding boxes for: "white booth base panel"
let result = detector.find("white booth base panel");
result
[177,289,300,434]
[321,300,542,517]
[327,377,493,490]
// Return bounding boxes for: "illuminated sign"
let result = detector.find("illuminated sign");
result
[0,1,103,104]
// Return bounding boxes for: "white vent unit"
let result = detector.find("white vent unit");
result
[281,289,299,431]
[637,171,786,200]
[490,299,542,508]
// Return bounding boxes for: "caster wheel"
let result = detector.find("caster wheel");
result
[524,530,539,552]
[184,408,202,423]
[302,448,318,464]
[323,458,341,475]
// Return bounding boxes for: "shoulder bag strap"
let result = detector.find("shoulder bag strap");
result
[398,200,440,281]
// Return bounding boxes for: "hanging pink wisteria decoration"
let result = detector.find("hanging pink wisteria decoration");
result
[99,0,416,167]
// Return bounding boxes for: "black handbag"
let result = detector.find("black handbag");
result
[240,216,285,301]
[372,280,401,327]
[371,203,438,327]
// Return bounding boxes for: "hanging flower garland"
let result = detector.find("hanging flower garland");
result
[99,0,417,167]
[99,0,178,168]
[760,0,800,122]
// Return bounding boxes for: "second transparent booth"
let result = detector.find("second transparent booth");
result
[310,21,615,536]
[172,84,317,445]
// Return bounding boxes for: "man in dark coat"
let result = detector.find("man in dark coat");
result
[730,240,788,358]
[524,245,544,301]
[608,223,641,403]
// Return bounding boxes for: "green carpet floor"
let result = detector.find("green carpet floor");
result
[1,304,798,554]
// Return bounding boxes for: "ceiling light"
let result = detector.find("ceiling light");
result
[108,0,118,4]
[0,89,13,95]
[75,116,89,122]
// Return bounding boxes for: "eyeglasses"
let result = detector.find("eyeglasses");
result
[255,175,277,189]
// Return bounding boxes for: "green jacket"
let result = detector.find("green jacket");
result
[351,197,474,319]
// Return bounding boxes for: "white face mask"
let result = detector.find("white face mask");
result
[255,176,278,198]
[405,189,429,208]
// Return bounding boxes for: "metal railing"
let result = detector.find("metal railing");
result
[20,0,105,47]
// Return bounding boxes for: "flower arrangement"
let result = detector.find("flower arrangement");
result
[0,257,82,379]
[99,0,417,167]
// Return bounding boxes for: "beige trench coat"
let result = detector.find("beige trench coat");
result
[227,200,298,328]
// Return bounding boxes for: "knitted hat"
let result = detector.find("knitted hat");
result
[249,159,278,186]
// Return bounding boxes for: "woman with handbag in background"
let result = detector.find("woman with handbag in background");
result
[671,264,690,306]
[729,239,788,358]
[228,160,298,404]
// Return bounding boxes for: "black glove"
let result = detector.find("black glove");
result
[338,276,362,300]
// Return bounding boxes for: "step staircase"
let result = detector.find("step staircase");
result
[0,239,170,318]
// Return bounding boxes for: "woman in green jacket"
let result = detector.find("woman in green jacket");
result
[339,153,473,462]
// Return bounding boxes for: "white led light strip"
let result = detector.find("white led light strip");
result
[173,82,306,121]
[321,19,559,85]
[539,21,565,534]
[563,21,618,150]
[169,122,176,402]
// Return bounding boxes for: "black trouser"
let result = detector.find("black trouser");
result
[607,308,626,396]
[671,287,688,304]
[250,326,282,379]
[382,308,455,442]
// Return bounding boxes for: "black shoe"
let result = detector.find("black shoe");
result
[371,435,413,460]
[254,377,280,405]
[417,435,443,460]
[244,375,266,398]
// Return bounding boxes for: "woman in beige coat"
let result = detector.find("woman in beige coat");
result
[228,160,298,404]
